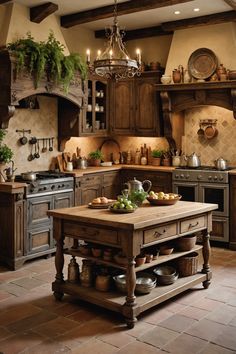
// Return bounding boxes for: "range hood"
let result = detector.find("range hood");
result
[156,80,236,148]
[0,50,86,129]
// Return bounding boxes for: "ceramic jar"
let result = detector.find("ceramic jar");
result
[67,256,80,283]
[172,69,182,83]
[80,259,93,287]
[217,64,226,80]
[161,75,172,84]
[184,69,191,83]
[95,274,110,292]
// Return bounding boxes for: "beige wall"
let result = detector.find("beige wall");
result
[1,2,235,172]
[165,22,236,75]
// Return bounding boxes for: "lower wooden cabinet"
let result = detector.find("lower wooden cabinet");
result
[230,175,236,250]
[75,171,120,206]
[120,169,172,193]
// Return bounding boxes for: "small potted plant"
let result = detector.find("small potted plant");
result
[151,149,163,166]
[0,129,13,182]
[88,149,103,166]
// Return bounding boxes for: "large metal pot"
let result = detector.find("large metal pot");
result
[214,158,228,171]
[186,152,201,168]
[21,171,37,181]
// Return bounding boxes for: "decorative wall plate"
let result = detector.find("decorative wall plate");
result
[188,48,218,80]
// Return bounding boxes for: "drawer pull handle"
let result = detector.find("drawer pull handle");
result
[188,221,199,229]
[154,229,166,238]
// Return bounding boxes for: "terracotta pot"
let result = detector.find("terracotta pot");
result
[135,256,146,267]
[152,157,161,166]
[89,158,101,167]
[172,69,182,83]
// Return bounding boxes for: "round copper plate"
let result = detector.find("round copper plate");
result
[188,48,218,80]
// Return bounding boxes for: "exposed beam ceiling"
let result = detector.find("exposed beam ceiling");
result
[0,0,11,3]
[223,0,236,11]
[95,10,236,40]
[61,0,195,28]
[162,10,236,31]
[30,2,58,23]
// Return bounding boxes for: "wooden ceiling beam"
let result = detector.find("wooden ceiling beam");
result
[95,26,173,41]
[30,2,58,23]
[61,0,194,28]
[162,10,236,31]
[223,0,236,11]
[0,0,11,4]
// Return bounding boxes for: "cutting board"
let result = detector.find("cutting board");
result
[100,139,120,162]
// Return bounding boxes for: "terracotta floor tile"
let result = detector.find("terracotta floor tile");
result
[0,303,41,325]
[206,286,236,303]
[0,282,30,296]
[178,305,209,320]
[124,320,156,338]
[7,309,58,333]
[33,316,81,338]
[11,276,46,290]
[0,325,13,340]
[199,342,236,354]
[158,313,197,333]
[212,324,236,351]
[98,328,136,348]
[185,318,226,341]
[141,307,173,325]
[67,308,98,323]
[191,297,224,311]
[32,271,55,283]
[0,330,44,354]
[21,338,71,354]
[205,303,236,325]
[163,332,207,354]
[115,340,163,354]
[138,325,179,348]
[0,289,13,301]
[71,338,118,354]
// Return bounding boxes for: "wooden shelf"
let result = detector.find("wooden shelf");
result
[65,244,203,273]
[52,271,209,316]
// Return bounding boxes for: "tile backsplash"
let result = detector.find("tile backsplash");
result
[182,106,236,166]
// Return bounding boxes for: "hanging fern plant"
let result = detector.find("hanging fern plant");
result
[6,31,87,92]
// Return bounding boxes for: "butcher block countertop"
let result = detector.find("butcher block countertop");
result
[48,201,217,230]
[68,164,175,177]
[0,182,26,193]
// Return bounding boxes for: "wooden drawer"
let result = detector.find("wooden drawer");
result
[180,215,205,234]
[80,175,102,187]
[63,222,119,246]
[144,222,177,244]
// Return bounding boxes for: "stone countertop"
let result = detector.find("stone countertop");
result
[228,169,236,175]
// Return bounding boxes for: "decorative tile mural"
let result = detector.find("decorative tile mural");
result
[182,106,236,166]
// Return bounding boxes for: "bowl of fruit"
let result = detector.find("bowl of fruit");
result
[147,191,181,206]
[109,195,138,213]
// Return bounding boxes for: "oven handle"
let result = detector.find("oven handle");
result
[27,189,73,198]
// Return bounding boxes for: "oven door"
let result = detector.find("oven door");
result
[199,183,229,217]
[172,182,199,202]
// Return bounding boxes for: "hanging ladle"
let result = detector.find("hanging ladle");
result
[42,138,47,153]
[197,124,204,136]
[49,138,53,152]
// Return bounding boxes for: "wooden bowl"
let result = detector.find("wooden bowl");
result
[175,235,197,251]
[159,245,174,255]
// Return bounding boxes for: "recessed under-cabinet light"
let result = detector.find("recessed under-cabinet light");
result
[174,10,180,14]
[194,8,200,12]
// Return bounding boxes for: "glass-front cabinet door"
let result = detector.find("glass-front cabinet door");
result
[80,75,108,136]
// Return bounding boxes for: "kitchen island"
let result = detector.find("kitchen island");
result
[48,201,217,328]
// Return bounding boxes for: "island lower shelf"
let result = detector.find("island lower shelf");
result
[52,271,210,317]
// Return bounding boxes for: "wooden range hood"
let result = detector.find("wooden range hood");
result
[156,81,236,148]
[0,50,86,131]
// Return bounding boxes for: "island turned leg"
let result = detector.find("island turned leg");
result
[123,257,137,328]
[201,229,212,289]
[52,219,65,300]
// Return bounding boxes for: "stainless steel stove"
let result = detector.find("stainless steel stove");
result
[15,171,74,197]
[172,166,232,243]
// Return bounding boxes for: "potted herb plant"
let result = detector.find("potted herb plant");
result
[7,31,87,93]
[0,129,13,182]
[151,149,163,166]
[88,149,103,166]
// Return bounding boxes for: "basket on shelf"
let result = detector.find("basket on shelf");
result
[177,251,199,277]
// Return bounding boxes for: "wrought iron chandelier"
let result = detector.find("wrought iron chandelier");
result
[88,0,141,80]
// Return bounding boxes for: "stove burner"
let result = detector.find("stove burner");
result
[36,171,70,179]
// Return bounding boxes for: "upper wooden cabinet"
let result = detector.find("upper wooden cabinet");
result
[79,75,109,136]
[109,71,163,136]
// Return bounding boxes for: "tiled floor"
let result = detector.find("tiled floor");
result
[0,247,236,354]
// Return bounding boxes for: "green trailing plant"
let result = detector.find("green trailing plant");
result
[0,129,13,163]
[151,149,164,158]
[7,31,87,92]
[88,149,103,160]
